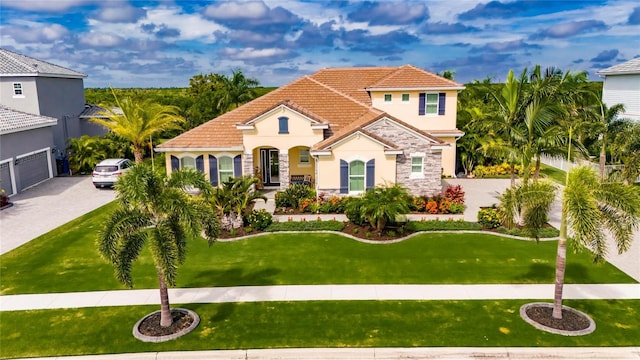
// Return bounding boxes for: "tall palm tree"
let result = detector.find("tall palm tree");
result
[553,165,640,318]
[216,69,259,112]
[91,89,184,163]
[595,103,626,178]
[97,165,220,327]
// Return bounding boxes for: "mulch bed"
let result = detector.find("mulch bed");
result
[525,305,591,331]
[218,222,416,241]
[137,310,195,337]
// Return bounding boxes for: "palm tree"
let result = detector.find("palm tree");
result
[553,165,640,318]
[96,165,219,327]
[358,183,410,235]
[595,103,626,178]
[497,179,557,239]
[91,89,184,163]
[67,135,107,174]
[207,176,267,230]
[216,69,259,112]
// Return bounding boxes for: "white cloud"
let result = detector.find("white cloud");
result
[204,1,269,20]
[1,0,96,12]
[0,21,70,43]
[221,47,289,60]
[78,32,125,47]
[95,4,145,23]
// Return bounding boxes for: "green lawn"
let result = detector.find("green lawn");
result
[1,203,634,295]
[539,164,567,185]
[1,300,638,359]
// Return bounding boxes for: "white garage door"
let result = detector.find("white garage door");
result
[17,151,50,190]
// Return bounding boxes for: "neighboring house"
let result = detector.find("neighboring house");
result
[0,105,57,195]
[597,58,640,122]
[157,65,464,196]
[0,48,106,159]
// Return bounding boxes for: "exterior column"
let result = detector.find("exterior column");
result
[279,152,289,189]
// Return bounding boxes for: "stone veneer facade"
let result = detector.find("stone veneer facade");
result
[365,119,442,196]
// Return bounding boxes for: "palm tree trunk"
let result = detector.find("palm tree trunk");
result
[510,164,516,187]
[134,145,144,164]
[157,266,173,327]
[534,156,541,181]
[599,137,606,180]
[553,215,568,319]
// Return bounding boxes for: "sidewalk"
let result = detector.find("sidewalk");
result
[2,284,639,311]
[16,347,640,360]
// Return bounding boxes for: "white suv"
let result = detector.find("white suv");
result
[92,158,134,188]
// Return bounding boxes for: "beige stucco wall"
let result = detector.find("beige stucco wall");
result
[370,90,458,131]
[289,146,315,178]
[242,107,324,152]
[316,134,397,193]
[438,136,457,177]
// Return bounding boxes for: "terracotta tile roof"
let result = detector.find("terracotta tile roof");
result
[368,65,463,89]
[0,48,86,78]
[159,65,460,151]
[0,105,58,135]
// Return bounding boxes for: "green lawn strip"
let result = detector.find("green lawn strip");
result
[539,165,567,185]
[2,226,635,295]
[1,299,638,359]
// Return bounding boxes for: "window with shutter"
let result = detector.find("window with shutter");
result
[209,155,218,186]
[219,156,233,183]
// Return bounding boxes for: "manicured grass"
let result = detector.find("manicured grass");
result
[1,201,634,295]
[539,164,567,185]
[1,299,639,359]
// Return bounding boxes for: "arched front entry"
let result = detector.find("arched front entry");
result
[259,148,280,186]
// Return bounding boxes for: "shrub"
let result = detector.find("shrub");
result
[387,230,396,237]
[473,163,531,178]
[244,209,273,231]
[406,219,482,231]
[409,196,427,212]
[477,207,501,229]
[344,197,366,225]
[443,184,465,204]
[426,200,438,214]
[449,202,466,214]
[438,198,451,214]
[265,220,344,232]
[275,184,315,210]
[495,226,559,238]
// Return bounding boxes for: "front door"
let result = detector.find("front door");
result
[260,148,279,186]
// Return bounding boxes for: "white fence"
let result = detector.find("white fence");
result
[540,155,639,183]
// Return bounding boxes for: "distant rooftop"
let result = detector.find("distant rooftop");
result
[597,58,640,76]
[0,105,58,135]
[79,104,123,118]
[0,48,87,79]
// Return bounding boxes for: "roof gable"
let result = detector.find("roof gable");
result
[0,48,86,78]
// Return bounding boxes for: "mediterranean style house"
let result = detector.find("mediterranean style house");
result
[157,65,465,196]
[597,58,640,122]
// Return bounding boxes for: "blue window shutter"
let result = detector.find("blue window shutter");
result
[170,155,179,171]
[209,155,218,186]
[438,93,446,115]
[278,117,289,133]
[340,160,348,194]
[196,155,204,173]
[233,155,242,177]
[418,93,426,115]
[366,159,375,190]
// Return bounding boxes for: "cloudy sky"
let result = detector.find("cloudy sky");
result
[2,0,639,88]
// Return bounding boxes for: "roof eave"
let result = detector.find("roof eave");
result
[0,120,58,135]
[0,72,87,79]
[155,146,244,153]
[366,86,465,91]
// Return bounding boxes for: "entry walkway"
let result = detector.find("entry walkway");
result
[2,283,639,311]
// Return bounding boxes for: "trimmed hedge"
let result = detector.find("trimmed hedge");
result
[265,220,345,232]
[406,220,482,231]
[494,226,559,239]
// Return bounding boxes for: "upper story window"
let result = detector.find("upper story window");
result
[299,149,310,164]
[218,156,234,183]
[426,94,438,114]
[419,92,446,116]
[384,94,392,102]
[180,156,195,169]
[13,83,23,96]
[402,93,410,102]
[278,116,289,134]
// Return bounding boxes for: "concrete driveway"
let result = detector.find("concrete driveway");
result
[0,176,116,255]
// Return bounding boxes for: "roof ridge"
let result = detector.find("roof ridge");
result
[304,75,372,109]
[0,47,86,76]
[0,104,57,120]
[0,48,37,73]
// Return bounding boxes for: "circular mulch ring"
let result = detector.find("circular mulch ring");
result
[520,302,595,336]
[133,308,200,342]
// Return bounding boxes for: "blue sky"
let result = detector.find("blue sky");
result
[1,0,639,88]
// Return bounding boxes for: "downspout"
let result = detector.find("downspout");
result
[313,154,319,214]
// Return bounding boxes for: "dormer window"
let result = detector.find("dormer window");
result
[278,116,289,134]
[13,83,23,96]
